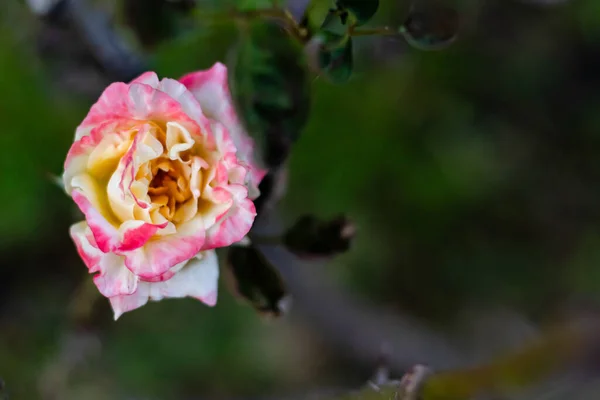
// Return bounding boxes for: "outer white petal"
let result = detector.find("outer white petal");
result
[130,71,161,88]
[109,250,220,320]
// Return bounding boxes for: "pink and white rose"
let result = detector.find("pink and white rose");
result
[63,63,266,319]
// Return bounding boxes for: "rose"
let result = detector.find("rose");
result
[63,63,266,319]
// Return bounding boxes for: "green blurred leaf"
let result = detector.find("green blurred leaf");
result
[231,21,311,167]
[297,0,334,39]
[305,4,354,83]
[225,245,290,317]
[321,8,345,30]
[337,0,379,26]
[400,6,459,50]
[310,30,353,83]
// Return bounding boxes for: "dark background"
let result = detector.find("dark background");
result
[3,0,600,398]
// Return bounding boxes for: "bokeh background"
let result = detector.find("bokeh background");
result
[3,0,600,398]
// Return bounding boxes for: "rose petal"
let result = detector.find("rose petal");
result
[64,121,139,197]
[71,188,119,253]
[179,63,230,121]
[63,135,95,186]
[165,121,195,161]
[71,186,166,254]
[115,220,166,252]
[179,63,266,198]
[156,78,214,141]
[70,221,138,297]
[122,214,206,279]
[202,191,256,250]
[107,124,163,222]
[143,250,219,303]
[70,221,103,270]
[130,71,160,88]
[75,81,202,142]
[110,250,219,320]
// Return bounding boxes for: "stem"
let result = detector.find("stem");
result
[350,27,398,37]
[197,8,287,25]
[200,7,307,42]
[232,8,288,21]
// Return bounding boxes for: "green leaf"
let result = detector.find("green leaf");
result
[400,6,459,50]
[311,30,354,83]
[296,0,333,39]
[321,9,340,30]
[225,245,290,317]
[337,0,379,26]
[231,21,311,168]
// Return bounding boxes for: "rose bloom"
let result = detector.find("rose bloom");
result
[63,63,265,319]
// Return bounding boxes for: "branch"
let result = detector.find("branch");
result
[251,208,600,400]
[252,213,464,372]
[278,318,600,400]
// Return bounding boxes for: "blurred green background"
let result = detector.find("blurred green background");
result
[3,0,600,398]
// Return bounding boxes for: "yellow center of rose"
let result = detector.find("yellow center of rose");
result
[146,159,194,221]
[85,120,222,233]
